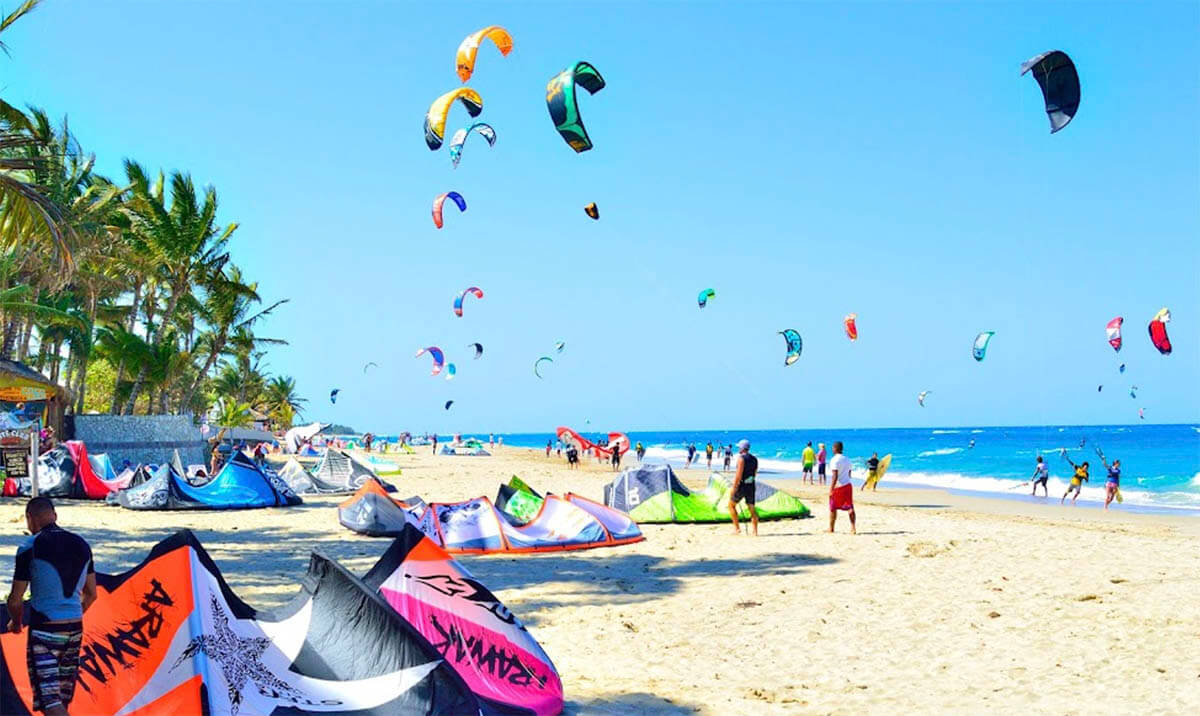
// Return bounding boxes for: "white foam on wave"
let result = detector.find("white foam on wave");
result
[918,447,964,457]
[885,470,1200,510]
[970,429,985,434]
[1191,473,1200,487]
[931,429,961,434]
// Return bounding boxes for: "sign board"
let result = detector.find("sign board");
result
[0,386,50,402]
[1,446,28,478]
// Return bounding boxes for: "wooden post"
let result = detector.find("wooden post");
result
[29,427,38,499]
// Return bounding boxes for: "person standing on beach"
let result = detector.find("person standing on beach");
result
[1031,456,1050,497]
[635,441,645,462]
[1060,457,1088,505]
[705,442,714,470]
[801,442,816,484]
[828,441,856,534]
[1099,455,1121,510]
[864,452,880,491]
[816,443,827,485]
[611,445,621,471]
[488,434,494,451]
[728,440,759,536]
[7,498,97,716]
[546,440,552,457]
[431,434,438,455]
[685,443,696,469]
[723,444,732,472]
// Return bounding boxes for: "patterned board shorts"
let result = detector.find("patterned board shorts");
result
[27,623,83,712]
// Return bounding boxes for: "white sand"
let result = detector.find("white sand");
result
[3,447,1198,714]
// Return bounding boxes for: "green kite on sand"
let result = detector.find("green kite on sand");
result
[603,464,810,522]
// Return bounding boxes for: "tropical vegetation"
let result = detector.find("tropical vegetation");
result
[0,0,302,429]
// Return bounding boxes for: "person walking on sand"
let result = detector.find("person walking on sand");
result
[1031,456,1050,497]
[801,441,816,485]
[1099,453,1121,511]
[705,441,714,470]
[432,434,438,455]
[1061,456,1088,505]
[635,441,645,462]
[728,440,759,536]
[828,441,856,534]
[723,444,732,472]
[864,452,880,491]
[7,498,97,716]
[546,440,552,457]
[816,442,828,485]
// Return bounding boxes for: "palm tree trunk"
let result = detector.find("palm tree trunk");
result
[109,358,126,414]
[1,318,18,360]
[72,355,87,414]
[48,338,62,382]
[17,318,34,362]
[125,282,182,413]
[179,336,223,414]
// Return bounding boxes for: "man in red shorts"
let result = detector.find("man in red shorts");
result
[828,441,856,534]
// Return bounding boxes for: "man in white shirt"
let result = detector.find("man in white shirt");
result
[828,441,856,534]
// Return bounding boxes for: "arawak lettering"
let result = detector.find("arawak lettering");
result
[427,614,547,689]
[77,579,173,692]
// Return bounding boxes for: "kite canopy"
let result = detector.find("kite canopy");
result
[2,442,117,499]
[116,452,301,510]
[778,329,802,366]
[584,202,599,219]
[424,88,483,150]
[444,400,454,410]
[0,529,488,715]
[1106,316,1123,352]
[432,191,467,229]
[918,390,930,407]
[605,464,810,523]
[455,25,513,82]
[453,286,484,317]
[444,363,456,380]
[697,288,715,308]
[340,480,643,555]
[1021,50,1081,133]
[554,340,565,353]
[300,449,395,494]
[363,361,378,373]
[330,388,340,404]
[284,421,327,453]
[469,342,483,359]
[534,356,553,378]
[973,331,995,361]
[843,313,858,341]
[415,346,445,376]
[362,524,565,716]
[546,61,606,152]
[449,122,496,168]
[1148,307,1172,355]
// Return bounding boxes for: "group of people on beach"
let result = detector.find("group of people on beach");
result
[726,438,858,536]
[1033,451,1123,510]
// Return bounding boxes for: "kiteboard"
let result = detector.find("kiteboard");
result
[863,454,892,489]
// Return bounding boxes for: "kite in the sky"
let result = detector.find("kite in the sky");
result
[778,329,802,366]
[1139,407,1145,420]
[1119,363,1126,373]
[362,362,378,374]
[424,88,483,150]
[469,342,483,359]
[843,313,858,342]
[329,389,340,404]
[584,202,599,220]
[456,26,513,82]
[415,346,446,376]
[973,331,996,361]
[1148,307,1172,355]
[445,363,457,381]
[432,191,466,229]
[453,286,484,317]
[534,356,553,379]
[1098,385,1103,392]
[554,340,566,353]
[698,288,715,308]
[445,400,454,410]
[449,123,496,168]
[918,391,930,407]
[1021,50,1080,133]
[1130,385,1138,399]
[1106,316,1123,352]
[546,61,605,152]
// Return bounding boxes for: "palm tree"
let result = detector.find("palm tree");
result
[263,375,305,428]
[119,161,236,412]
[213,397,252,429]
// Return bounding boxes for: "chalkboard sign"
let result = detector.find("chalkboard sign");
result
[2,447,28,479]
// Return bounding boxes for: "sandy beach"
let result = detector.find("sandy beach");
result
[3,447,1198,714]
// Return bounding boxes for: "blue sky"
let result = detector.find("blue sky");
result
[5,1,1197,432]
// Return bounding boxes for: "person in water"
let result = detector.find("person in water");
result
[685,443,696,469]
[864,452,880,491]
[635,441,645,462]
[1061,457,1089,505]
[1100,455,1121,510]
[1031,456,1050,497]
[801,441,815,485]
[705,441,714,470]
[728,440,759,536]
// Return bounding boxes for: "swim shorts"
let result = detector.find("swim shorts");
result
[732,480,756,505]
[803,463,814,472]
[818,463,826,476]
[1066,481,1082,494]
[1034,477,1048,487]
[830,483,854,511]
[28,622,83,713]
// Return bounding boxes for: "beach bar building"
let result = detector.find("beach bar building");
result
[0,359,69,435]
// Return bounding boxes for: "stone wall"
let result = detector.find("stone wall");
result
[72,414,207,468]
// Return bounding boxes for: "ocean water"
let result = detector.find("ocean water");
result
[495,425,1200,513]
